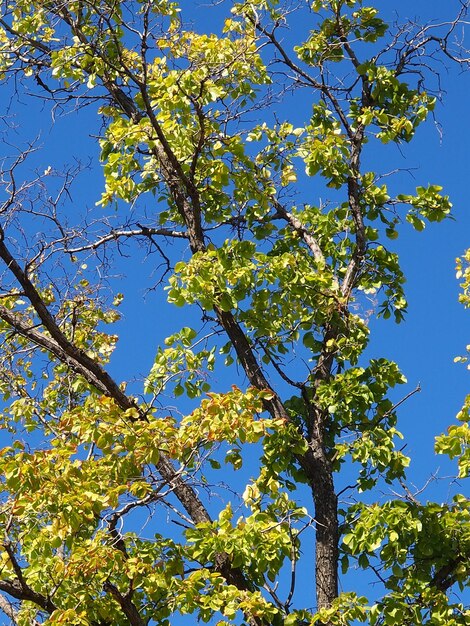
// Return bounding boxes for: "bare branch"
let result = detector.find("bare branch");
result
[66,225,188,254]
[0,577,55,615]
[271,199,326,267]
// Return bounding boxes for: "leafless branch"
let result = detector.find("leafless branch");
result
[66,225,188,254]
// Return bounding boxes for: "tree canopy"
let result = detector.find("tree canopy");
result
[0,1,468,625]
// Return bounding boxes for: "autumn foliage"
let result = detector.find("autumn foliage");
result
[0,1,468,625]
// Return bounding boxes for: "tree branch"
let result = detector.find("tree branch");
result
[271,199,326,267]
[103,581,147,626]
[66,226,188,254]
[0,578,55,615]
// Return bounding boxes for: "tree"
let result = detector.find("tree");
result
[0,0,468,624]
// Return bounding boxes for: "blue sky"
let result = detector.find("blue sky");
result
[0,0,469,622]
